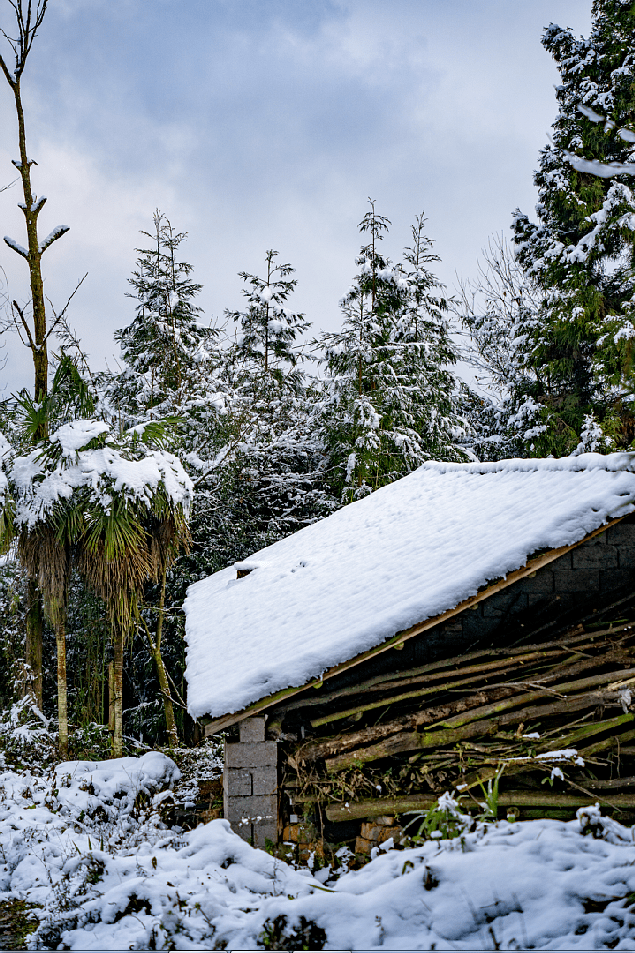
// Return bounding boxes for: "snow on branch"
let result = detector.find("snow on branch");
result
[568,104,635,179]
[564,152,635,179]
[38,224,69,253]
[3,235,28,259]
[11,419,193,530]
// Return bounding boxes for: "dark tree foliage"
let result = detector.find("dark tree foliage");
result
[113,210,210,417]
[512,0,635,456]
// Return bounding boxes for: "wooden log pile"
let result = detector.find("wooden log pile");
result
[282,617,635,828]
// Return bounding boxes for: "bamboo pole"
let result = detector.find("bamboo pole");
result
[298,687,518,762]
[325,791,635,823]
[280,626,633,717]
[311,662,635,730]
[323,692,611,772]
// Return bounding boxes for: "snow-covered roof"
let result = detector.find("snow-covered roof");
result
[184,453,635,720]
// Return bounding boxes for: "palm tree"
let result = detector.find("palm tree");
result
[75,422,191,756]
[4,362,97,757]
[2,408,191,759]
[16,513,74,758]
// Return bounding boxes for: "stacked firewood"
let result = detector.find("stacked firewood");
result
[284,617,635,825]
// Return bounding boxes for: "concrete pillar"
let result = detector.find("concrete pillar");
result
[223,716,278,848]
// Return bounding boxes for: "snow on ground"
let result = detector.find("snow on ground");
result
[2,752,635,949]
[185,451,635,718]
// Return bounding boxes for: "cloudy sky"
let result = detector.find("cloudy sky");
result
[0,0,592,395]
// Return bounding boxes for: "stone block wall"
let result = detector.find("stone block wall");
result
[409,516,635,665]
[223,716,277,847]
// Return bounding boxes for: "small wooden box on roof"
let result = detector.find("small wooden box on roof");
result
[184,453,635,852]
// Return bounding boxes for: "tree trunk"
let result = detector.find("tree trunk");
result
[143,564,178,747]
[152,646,178,748]
[13,79,50,705]
[13,80,49,406]
[112,626,124,758]
[108,662,115,732]
[55,619,68,760]
[25,578,43,709]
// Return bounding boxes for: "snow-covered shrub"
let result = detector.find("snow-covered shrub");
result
[0,558,28,711]
[259,913,327,950]
[0,697,56,772]
[401,791,473,846]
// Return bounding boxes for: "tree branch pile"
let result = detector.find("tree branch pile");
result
[284,613,635,824]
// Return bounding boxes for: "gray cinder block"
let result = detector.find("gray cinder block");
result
[517,570,554,594]
[224,730,279,842]
[607,522,635,545]
[251,764,278,795]
[223,765,277,797]
[224,768,252,796]
[552,569,600,592]
[253,822,277,849]
[572,546,617,569]
[225,740,278,768]
[225,793,277,823]
[239,716,266,743]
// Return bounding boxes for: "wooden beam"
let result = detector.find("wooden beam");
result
[297,632,635,755]
[323,692,610,773]
[204,517,624,735]
[311,661,635,731]
[297,686,518,762]
[325,790,635,822]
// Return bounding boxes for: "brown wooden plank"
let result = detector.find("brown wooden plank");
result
[325,791,635,822]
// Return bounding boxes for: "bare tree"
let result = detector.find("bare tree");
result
[0,0,69,410]
[0,1,69,709]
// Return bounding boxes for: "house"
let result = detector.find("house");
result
[184,453,635,853]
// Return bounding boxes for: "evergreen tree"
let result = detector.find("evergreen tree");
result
[209,249,335,563]
[321,202,465,500]
[398,213,467,460]
[512,0,635,456]
[225,248,310,383]
[106,243,336,746]
[113,211,209,418]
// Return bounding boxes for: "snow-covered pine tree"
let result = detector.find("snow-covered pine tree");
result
[321,203,465,501]
[112,211,210,419]
[202,249,335,565]
[512,0,635,456]
[398,213,467,461]
[225,248,310,383]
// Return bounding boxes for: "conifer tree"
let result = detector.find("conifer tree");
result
[512,0,635,456]
[455,236,546,460]
[398,213,467,461]
[113,211,208,418]
[225,249,310,383]
[321,202,465,500]
[213,249,334,557]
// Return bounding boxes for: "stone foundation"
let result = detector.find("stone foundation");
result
[223,716,278,848]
